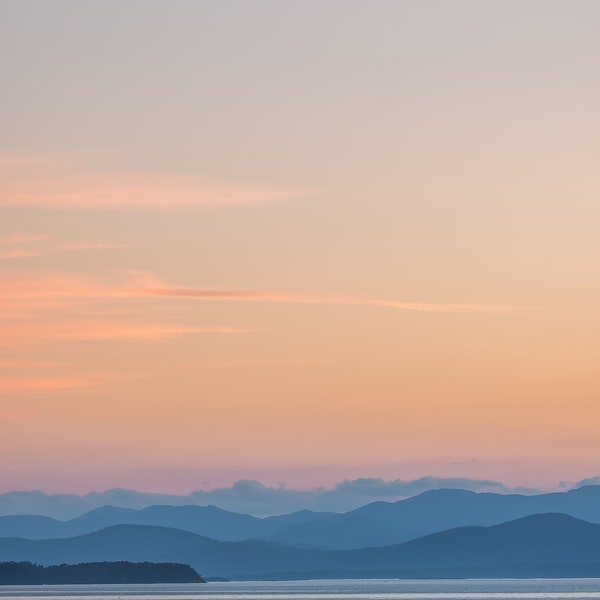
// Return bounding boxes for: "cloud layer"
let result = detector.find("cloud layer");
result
[0,477,545,519]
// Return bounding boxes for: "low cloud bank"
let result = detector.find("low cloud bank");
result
[560,476,600,489]
[0,476,548,519]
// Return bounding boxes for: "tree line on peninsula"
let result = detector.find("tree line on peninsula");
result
[0,560,205,584]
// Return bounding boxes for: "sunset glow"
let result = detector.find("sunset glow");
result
[1,0,600,498]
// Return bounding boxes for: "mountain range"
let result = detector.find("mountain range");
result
[2,485,600,549]
[1,514,600,579]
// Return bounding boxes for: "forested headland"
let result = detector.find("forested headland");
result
[0,561,206,584]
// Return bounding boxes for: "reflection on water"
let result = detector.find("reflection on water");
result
[1,579,600,600]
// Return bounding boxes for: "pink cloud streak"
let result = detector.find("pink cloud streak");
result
[0,232,128,259]
[0,233,49,246]
[0,275,254,349]
[0,158,305,210]
[131,286,510,313]
[0,272,512,314]
[0,249,39,259]
[3,322,251,343]
[0,359,65,369]
[59,242,129,251]
[0,377,97,394]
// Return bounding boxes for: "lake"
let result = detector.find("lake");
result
[1,579,600,600]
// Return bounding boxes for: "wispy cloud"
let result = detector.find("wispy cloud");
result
[0,249,40,259]
[0,233,48,259]
[0,273,118,305]
[0,232,128,259]
[3,321,251,343]
[0,269,512,384]
[0,157,305,210]
[0,233,49,246]
[59,242,129,251]
[0,273,253,353]
[131,285,510,313]
[0,272,514,314]
[0,359,65,369]
[0,377,97,395]
[194,359,324,369]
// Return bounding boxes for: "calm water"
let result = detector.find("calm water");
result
[1,580,600,600]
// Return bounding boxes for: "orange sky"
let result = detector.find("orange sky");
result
[1,0,600,494]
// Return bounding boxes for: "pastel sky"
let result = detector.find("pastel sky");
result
[2,0,600,495]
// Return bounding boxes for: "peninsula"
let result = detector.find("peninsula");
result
[0,561,206,584]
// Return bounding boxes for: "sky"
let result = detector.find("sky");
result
[1,0,600,497]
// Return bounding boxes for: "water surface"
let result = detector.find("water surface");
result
[1,579,599,600]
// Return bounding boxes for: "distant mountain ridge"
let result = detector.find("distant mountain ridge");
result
[0,478,543,519]
[0,504,334,543]
[1,514,600,579]
[2,485,600,550]
[266,485,600,548]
